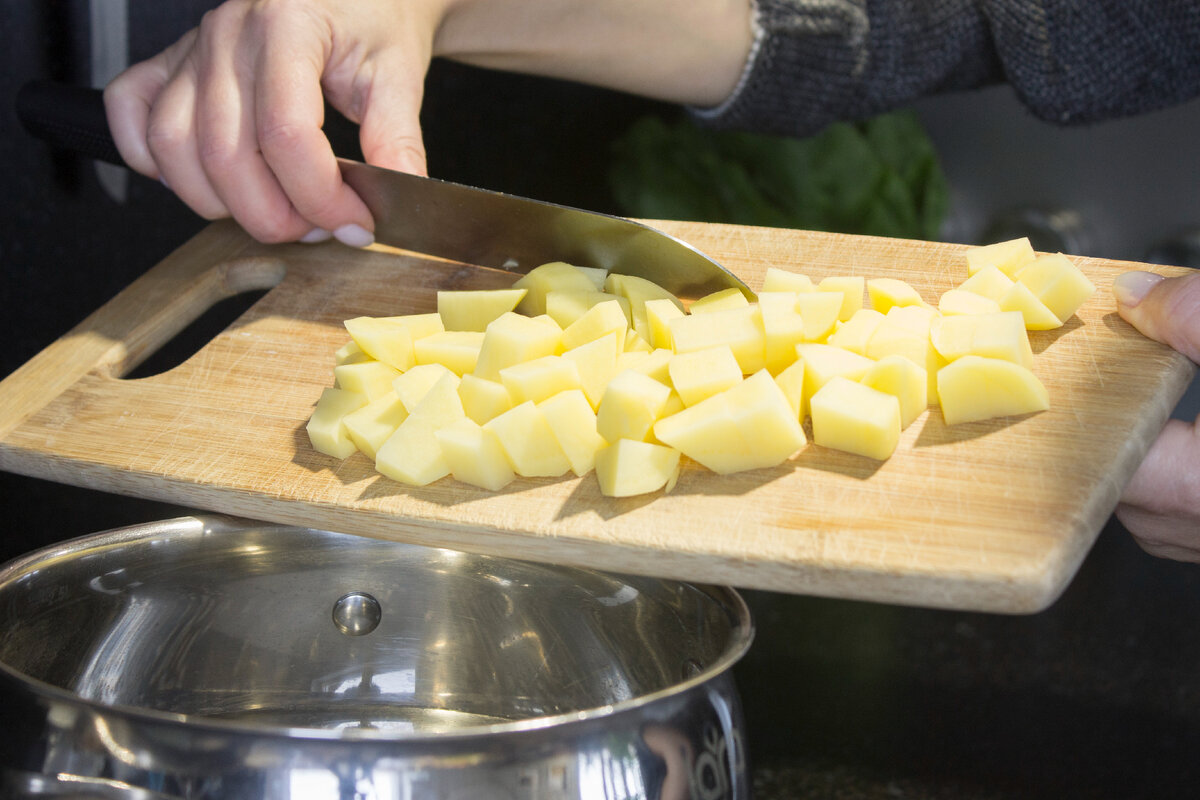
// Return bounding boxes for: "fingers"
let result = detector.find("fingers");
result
[1117,416,1200,562]
[1113,270,1200,363]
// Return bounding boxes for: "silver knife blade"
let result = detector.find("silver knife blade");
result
[337,158,752,300]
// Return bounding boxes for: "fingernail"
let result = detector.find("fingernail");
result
[1113,271,1165,308]
[333,223,374,248]
[300,228,332,244]
[159,176,170,190]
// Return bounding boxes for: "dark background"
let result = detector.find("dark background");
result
[3,2,1200,797]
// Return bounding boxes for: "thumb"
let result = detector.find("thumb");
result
[1117,417,1200,562]
[1113,270,1200,363]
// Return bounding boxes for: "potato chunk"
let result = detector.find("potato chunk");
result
[670,304,766,374]
[375,372,465,486]
[964,237,1036,278]
[306,387,368,459]
[434,418,516,491]
[484,401,572,477]
[596,369,673,443]
[937,356,1049,425]
[810,376,901,461]
[344,314,444,371]
[513,262,598,316]
[438,289,527,332]
[343,390,410,459]
[539,389,607,477]
[668,346,743,407]
[595,439,681,497]
[1015,252,1097,323]
[473,312,563,381]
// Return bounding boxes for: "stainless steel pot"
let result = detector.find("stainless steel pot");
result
[0,515,753,799]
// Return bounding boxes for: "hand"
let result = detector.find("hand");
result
[1112,270,1200,561]
[104,0,442,246]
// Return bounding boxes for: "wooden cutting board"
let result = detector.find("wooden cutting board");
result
[0,220,1193,613]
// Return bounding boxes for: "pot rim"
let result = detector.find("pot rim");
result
[0,515,755,743]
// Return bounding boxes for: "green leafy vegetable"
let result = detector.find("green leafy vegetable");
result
[608,112,948,241]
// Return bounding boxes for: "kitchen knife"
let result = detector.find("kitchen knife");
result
[16,80,752,300]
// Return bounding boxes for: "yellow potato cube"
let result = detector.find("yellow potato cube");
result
[499,355,583,405]
[653,370,806,474]
[414,330,484,376]
[434,417,516,492]
[576,265,609,290]
[484,401,572,477]
[604,273,686,341]
[457,374,513,425]
[938,288,1002,316]
[392,363,458,412]
[793,290,844,342]
[624,328,653,353]
[513,262,598,316]
[670,304,766,374]
[343,390,410,459]
[345,314,444,372]
[818,275,866,322]
[999,282,1063,330]
[643,298,686,349]
[773,359,806,421]
[810,376,901,461]
[333,360,402,401]
[596,369,673,443]
[668,346,743,407]
[1015,252,1097,322]
[761,267,815,293]
[616,348,673,385]
[689,287,750,314]
[865,307,946,402]
[545,290,631,329]
[795,343,876,418]
[472,312,563,381]
[965,237,1036,278]
[437,289,527,332]
[937,355,1049,425]
[757,291,806,374]
[539,389,607,476]
[306,387,368,459]
[928,311,1034,369]
[563,332,621,409]
[860,354,927,429]
[334,340,370,366]
[595,439,681,497]
[375,372,466,486]
[867,278,928,315]
[561,299,630,351]
[826,309,886,355]
[956,265,1015,303]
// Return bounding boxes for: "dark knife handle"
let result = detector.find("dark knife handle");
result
[16,81,126,167]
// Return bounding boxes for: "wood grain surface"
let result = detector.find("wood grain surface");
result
[1,219,1193,613]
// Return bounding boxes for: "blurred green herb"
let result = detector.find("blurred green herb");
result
[608,111,948,241]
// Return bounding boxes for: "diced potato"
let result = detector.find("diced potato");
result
[654,370,806,474]
[796,343,877,419]
[826,308,886,355]
[956,265,1014,303]
[458,374,513,425]
[513,262,598,316]
[761,267,815,293]
[624,329,653,353]
[937,355,1049,425]
[794,291,844,342]
[343,390,410,459]
[818,275,866,322]
[563,332,621,409]
[860,355,927,429]
[576,266,609,290]
[545,290,631,329]
[375,372,466,485]
[867,278,927,315]
[472,312,563,381]
[334,340,370,366]
[643,298,686,350]
[928,311,1034,369]
[999,282,1063,330]
[670,304,766,374]
[595,439,681,497]
[690,287,750,315]
[333,360,402,401]
[345,314,444,372]
[414,330,484,376]
[810,376,901,461]
[938,288,1002,316]
[596,369,674,443]
[438,289,527,332]
[865,307,946,402]
[616,348,673,385]
[668,346,743,407]
[604,273,686,341]
[773,359,806,421]
[561,299,630,352]
[539,389,607,476]
[392,363,458,412]
[499,355,583,405]
[484,401,572,477]
[757,291,806,374]
[1015,252,1096,322]
[434,417,516,491]
[306,387,368,459]
[965,237,1036,278]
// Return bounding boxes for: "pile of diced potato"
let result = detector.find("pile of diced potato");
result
[307,237,1095,496]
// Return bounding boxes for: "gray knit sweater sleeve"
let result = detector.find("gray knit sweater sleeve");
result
[697,0,1200,136]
